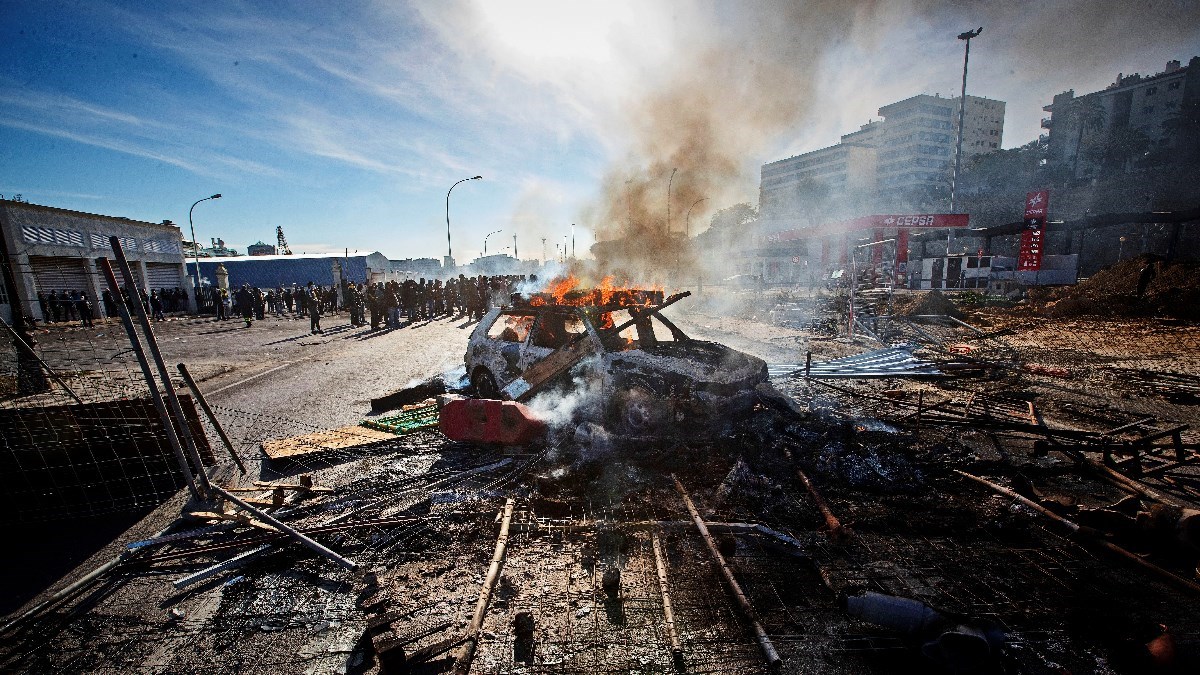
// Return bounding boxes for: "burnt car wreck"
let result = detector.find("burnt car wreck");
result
[464,282,768,436]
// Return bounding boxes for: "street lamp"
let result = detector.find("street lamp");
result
[188,193,221,298]
[446,176,482,264]
[685,197,708,238]
[666,167,677,233]
[483,229,502,255]
[949,26,982,215]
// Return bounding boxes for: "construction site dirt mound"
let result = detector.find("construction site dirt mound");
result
[894,289,966,320]
[1045,254,1200,320]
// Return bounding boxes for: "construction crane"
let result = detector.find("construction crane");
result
[276,225,293,255]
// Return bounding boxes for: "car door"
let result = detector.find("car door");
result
[519,311,559,371]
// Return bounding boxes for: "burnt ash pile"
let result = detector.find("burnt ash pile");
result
[5,379,1200,674]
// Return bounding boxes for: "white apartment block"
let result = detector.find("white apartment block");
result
[1043,56,1198,178]
[760,93,1005,221]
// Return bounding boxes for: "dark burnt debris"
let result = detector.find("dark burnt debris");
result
[4,281,1200,675]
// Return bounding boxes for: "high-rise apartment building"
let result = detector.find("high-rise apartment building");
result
[1043,57,1198,178]
[760,93,1005,222]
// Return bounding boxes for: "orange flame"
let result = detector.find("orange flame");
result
[526,274,664,309]
[546,275,580,302]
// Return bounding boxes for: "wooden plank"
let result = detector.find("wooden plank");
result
[261,425,397,461]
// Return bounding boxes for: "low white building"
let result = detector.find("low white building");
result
[914,254,1079,289]
[0,199,189,323]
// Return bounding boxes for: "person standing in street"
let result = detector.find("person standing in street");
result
[149,290,165,321]
[309,286,322,333]
[76,291,94,328]
[235,284,254,327]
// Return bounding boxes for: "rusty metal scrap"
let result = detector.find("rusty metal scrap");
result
[651,529,684,661]
[208,484,357,571]
[453,498,516,675]
[956,470,1200,595]
[177,362,247,473]
[674,475,783,669]
[795,466,847,540]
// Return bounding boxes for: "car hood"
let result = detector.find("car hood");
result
[606,340,768,391]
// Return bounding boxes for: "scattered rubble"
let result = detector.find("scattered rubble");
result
[3,274,1200,674]
[1046,254,1200,320]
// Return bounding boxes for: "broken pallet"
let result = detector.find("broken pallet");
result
[261,425,397,461]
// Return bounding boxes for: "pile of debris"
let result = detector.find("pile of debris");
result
[1046,254,1200,320]
[892,289,966,320]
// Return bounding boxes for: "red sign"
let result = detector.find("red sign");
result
[1018,190,1050,271]
[896,229,909,264]
[1024,190,1049,219]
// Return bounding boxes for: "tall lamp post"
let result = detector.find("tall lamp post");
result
[685,197,708,238]
[483,230,502,255]
[666,167,677,233]
[188,193,221,300]
[446,176,482,266]
[949,27,982,216]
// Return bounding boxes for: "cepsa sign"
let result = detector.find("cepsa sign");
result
[767,213,969,243]
[883,215,940,228]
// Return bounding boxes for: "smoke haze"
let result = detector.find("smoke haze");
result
[416,0,1200,274]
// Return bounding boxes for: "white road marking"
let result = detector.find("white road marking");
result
[206,362,293,396]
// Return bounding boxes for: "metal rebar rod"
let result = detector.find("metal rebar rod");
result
[172,544,273,589]
[956,470,1200,595]
[651,529,684,660]
[139,515,422,563]
[209,484,357,571]
[176,363,247,473]
[795,467,846,539]
[97,257,201,501]
[321,458,512,526]
[0,314,84,403]
[453,498,515,675]
[673,476,782,669]
[109,238,212,496]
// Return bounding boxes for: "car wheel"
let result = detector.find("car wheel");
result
[617,387,664,434]
[472,368,500,399]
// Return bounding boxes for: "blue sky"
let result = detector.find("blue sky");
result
[2,1,1198,261]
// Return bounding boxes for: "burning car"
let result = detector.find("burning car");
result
[464,278,768,435]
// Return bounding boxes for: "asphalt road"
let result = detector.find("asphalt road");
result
[177,311,477,432]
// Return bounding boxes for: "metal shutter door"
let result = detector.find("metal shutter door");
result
[29,256,90,294]
[145,263,182,291]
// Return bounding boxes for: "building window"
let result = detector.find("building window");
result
[1168,81,1181,90]
[1146,87,1157,96]
[990,142,998,148]
[21,226,85,247]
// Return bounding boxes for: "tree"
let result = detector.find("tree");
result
[1091,126,1152,175]
[1162,96,1200,161]
[1060,95,1107,177]
[707,203,758,233]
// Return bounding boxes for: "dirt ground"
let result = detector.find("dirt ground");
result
[3,296,1200,674]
